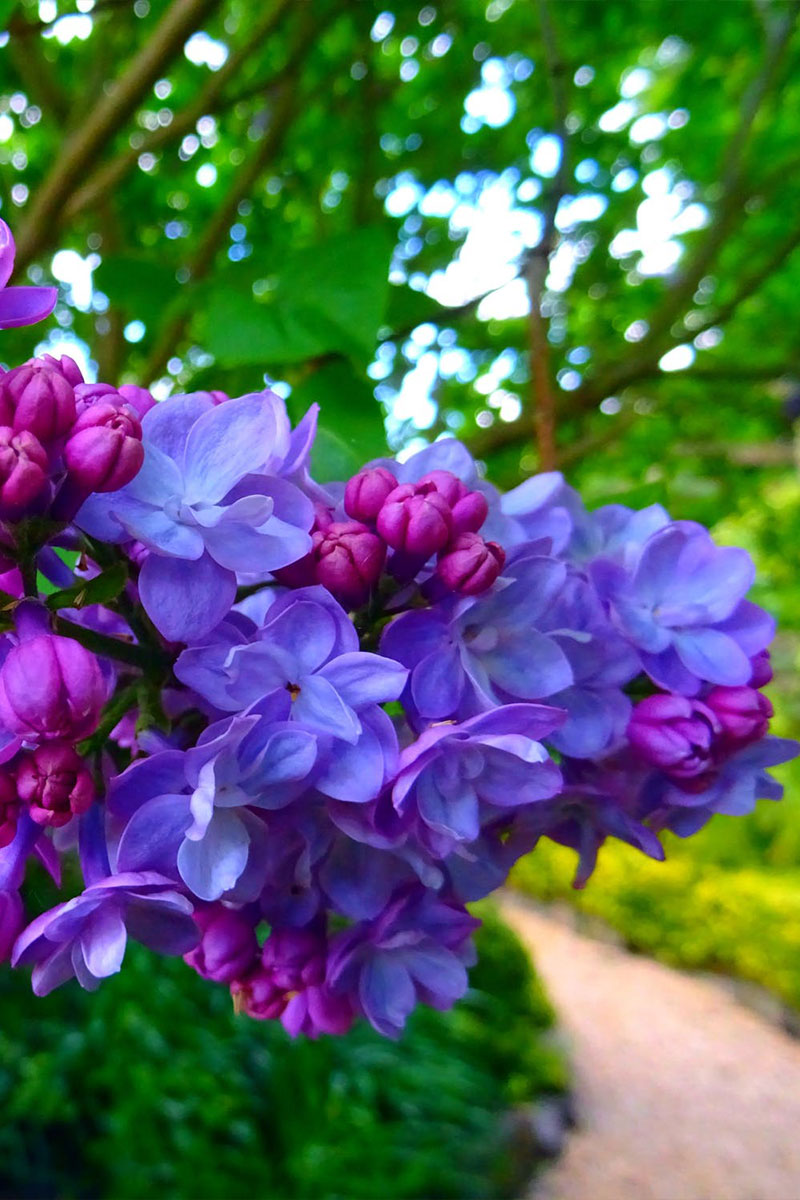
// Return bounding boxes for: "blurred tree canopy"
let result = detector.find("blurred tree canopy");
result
[0,0,799,512]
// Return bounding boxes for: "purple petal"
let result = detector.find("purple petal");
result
[460,702,565,742]
[177,808,250,901]
[114,498,204,559]
[182,394,279,505]
[318,652,408,708]
[481,631,573,700]
[115,793,192,874]
[410,645,465,718]
[80,904,127,978]
[139,552,236,642]
[673,629,752,686]
[0,220,14,288]
[141,392,214,463]
[31,944,76,996]
[0,285,58,329]
[360,953,416,1037]
[108,751,187,821]
[292,674,361,743]
[125,895,198,955]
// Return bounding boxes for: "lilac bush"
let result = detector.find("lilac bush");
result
[0,213,795,1039]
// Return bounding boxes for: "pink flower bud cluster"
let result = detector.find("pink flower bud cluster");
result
[627,681,775,793]
[0,355,146,522]
[277,466,505,610]
[0,613,103,846]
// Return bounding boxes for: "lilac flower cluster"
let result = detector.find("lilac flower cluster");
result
[0,216,795,1038]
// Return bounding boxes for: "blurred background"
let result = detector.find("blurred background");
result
[1,0,800,1196]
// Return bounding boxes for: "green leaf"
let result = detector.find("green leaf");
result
[93,256,180,321]
[203,227,393,368]
[288,360,388,480]
[200,296,329,367]
[307,426,364,482]
[45,562,129,612]
[0,1,17,29]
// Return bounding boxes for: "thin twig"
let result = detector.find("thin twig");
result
[63,0,296,224]
[13,0,224,274]
[635,1,798,350]
[524,0,570,470]
[140,91,297,382]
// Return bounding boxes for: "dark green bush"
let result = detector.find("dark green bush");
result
[0,901,564,1200]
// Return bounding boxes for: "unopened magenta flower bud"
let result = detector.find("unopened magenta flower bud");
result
[0,889,24,963]
[0,360,76,442]
[64,402,144,492]
[313,520,385,607]
[417,469,489,534]
[628,694,720,783]
[39,354,84,387]
[16,741,94,828]
[437,533,505,596]
[230,968,287,1020]
[344,466,397,523]
[118,383,157,418]
[184,904,259,983]
[0,426,48,514]
[273,503,334,589]
[749,650,773,688]
[377,480,453,557]
[0,633,105,741]
[73,381,122,417]
[705,686,773,746]
[0,771,19,849]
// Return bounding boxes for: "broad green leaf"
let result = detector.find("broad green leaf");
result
[289,360,388,473]
[93,256,181,320]
[203,227,393,368]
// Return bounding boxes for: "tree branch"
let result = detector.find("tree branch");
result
[634,1,798,350]
[524,0,570,471]
[140,91,298,382]
[13,0,224,275]
[62,0,295,224]
[685,222,800,339]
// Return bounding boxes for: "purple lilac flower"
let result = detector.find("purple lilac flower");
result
[392,704,564,856]
[11,872,198,996]
[704,685,773,746]
[0,772,18,848]
[0,427,49,514]
[0,359,77,442]
[75,392,314,641]
[17,741,94,827]
[627,694,720,784]
[184,902,259,983]
[381,549,573,723]
[521,758,666,887]
[327,885,479,1038]
[649,735,799,834]
[0,220,57,330]
[232,924,354,1038]
[64,401,144,493]
[532,568,640,758]
[593,521,773,694]
[436,533,505,596]
[175,587,407,803]
[109,712,313,902]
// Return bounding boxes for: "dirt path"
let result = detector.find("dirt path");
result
[500,892,800,1200]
